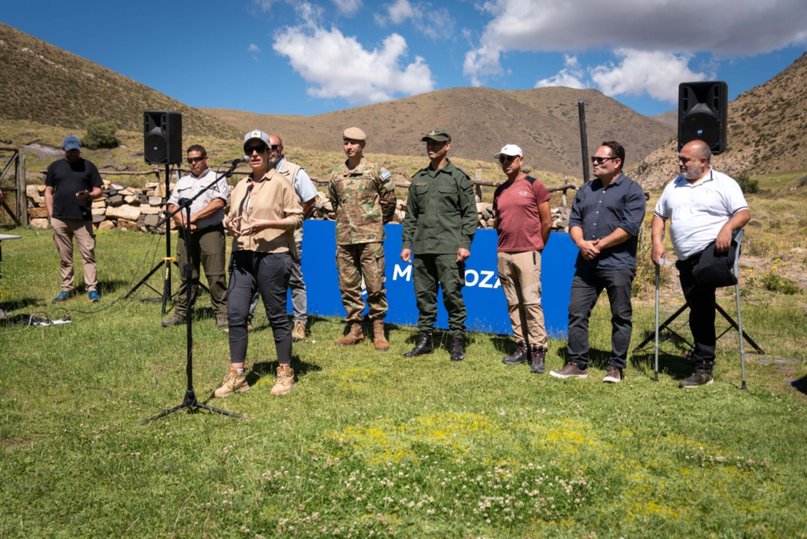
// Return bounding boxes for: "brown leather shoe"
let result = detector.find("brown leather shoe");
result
[335,322,364,345]
[372,319,389,351]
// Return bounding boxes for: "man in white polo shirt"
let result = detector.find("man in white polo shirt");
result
[651,139,750,388]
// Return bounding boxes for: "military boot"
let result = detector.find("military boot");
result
[404,332,433,357]
[335,322,364,345]
[450,334,465,362]
[270,364,295,396]
[372,319,390,351]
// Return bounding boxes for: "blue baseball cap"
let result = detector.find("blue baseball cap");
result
[63,135,81,151]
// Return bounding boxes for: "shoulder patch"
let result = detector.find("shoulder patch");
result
[379,168,391,182]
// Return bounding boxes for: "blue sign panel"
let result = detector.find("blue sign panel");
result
[301,220,577,337]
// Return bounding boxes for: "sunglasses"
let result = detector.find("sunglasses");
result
[186,156,207,164]
[498,155,518,163]
[244,144,269,154]
[591,156,617,164]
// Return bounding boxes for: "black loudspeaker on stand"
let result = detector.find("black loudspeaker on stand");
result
[125,111,184,313]
[678,81,728,154]
[141,159,244,423]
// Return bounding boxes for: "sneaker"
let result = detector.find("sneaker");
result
[502,343,528,365]
[162,314,185,328]
[679,370,714,389]
[88,290,101,303]
[291,321,306,342]
[52,291,70,303]
[603,365,623,383]
[550,363,588,379]
[212,369,249,398]
[270,364,295,396]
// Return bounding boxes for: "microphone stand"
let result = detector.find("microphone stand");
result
[142,160,244,423]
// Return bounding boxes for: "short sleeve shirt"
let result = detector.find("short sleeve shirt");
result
[654,169,749,260]
[493,175,551,252]
[168,168,228,229]
[45,158,103,221]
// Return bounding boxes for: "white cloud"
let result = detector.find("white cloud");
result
[248,43,262,61]
[332,0,361,16]
[465,0,807,82]
[535,54,586,89]
[376,0,455,40]
[591,49,711,103]
[273,26,434,103]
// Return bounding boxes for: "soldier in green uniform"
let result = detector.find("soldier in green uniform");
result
[400,129,477,361]
[328,127,397,350]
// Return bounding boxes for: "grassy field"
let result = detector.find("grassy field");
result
[1,224,805,538]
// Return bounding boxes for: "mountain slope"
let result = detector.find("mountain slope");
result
[0,23,239,138]
[205,86,674,178]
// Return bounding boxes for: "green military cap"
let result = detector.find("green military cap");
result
[421,129,451,142]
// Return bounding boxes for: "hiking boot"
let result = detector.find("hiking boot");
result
[216,314,228,329]
[52,291,70,303]
[212,368,249,398]
[679,370,714,388]
[88,290,101,303]
[270,364,295,396]
[450,335,465,362]
[502,342,528,365]
[162,313,186,327]
[291,321,307,342]
[335,323,364,345]
[404,332,433,357]
[550,363,588,379]
[372,319,389,351]
[603,365,623,383]
[529,346,546,374]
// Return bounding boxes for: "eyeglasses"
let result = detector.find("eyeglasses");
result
[591,156,617,164]
[186,156,207,164]
[269,144,280,151]
[244,144,268,154]
[498,155,518,163]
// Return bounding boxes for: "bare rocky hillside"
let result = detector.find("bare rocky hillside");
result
[632,52,807,190]
[205,86,674,178]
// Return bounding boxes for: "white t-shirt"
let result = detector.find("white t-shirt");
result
[168,168,229,229]
[654,169,748,260]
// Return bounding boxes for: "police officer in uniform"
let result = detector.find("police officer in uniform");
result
[328,127,397,350]
[400,130,476,361]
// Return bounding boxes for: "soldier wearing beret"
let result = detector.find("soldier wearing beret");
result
[400,130,477,361]
[328,127,397,350]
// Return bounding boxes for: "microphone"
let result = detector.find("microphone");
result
[230,156,248,165]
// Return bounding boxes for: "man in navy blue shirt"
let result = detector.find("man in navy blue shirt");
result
[550,141,646,383]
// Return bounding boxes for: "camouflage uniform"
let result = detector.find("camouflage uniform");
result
[328,157,396,323]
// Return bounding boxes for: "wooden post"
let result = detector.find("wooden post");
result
[17,152,28,226]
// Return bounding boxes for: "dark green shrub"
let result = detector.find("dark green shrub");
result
[82,117,120,149]
[735,173,759,194]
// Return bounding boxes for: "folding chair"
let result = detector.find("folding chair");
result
[639,228,763,389]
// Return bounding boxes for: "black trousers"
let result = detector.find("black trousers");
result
[676,255,717,371]
[227,250,292,366]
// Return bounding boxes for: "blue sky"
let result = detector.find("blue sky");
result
[3,0,805,117]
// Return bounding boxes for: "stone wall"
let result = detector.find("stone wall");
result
[26,183,571,231]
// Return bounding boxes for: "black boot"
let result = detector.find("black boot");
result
[502,342,528,365]
[450,334,465,362]
[529,346,546,374]
[404,332,433,357]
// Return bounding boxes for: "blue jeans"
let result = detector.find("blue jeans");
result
[227,250,292,365]
[566,267,635,369]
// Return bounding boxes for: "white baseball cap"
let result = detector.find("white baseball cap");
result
[494,144,523,158]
